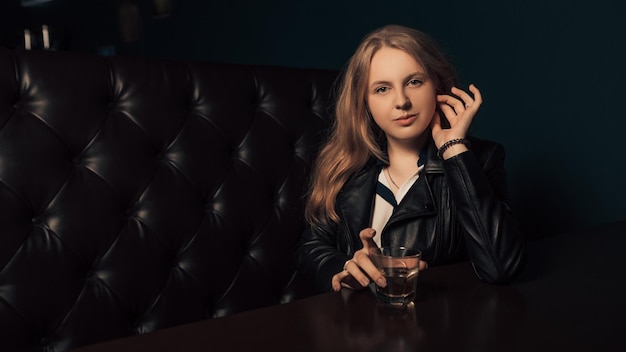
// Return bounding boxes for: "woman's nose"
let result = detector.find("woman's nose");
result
[394,91,411,110]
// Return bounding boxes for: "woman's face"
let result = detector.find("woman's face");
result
[366,47,437,145]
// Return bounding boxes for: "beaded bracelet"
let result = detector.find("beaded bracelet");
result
[437,138,471,159]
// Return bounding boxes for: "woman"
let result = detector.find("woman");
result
[295,24,526,293]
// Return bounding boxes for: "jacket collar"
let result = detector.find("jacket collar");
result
[375,138,444,174]
[422,139,444,174]
[336,140,441,240]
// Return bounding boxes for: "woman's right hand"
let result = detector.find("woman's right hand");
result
[331,228,387,292]
[330,228,430,292]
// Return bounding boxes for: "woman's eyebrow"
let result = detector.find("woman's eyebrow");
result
[369,71,427,87]
[405,71,427,80]
[369,79,391,87]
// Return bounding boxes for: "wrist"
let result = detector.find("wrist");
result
[440,144,469,159]
[437,138,471,159]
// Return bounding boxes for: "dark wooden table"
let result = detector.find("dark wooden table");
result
[70,220,626,352]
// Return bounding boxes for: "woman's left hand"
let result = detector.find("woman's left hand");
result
[431,84,482,157]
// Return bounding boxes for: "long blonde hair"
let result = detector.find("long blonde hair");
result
[305,24,457,225]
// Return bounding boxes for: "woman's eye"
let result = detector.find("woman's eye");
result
[408,79,423,86]
[375,86,388,94]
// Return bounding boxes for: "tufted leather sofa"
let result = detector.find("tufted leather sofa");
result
[0,48,338,352]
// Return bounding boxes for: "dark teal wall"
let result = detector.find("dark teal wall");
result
[3,0,625,238]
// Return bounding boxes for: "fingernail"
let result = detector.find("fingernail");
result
[376,277,387,287]
[360,278,370,287]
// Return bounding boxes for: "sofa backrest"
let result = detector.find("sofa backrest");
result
[0,48,338,351]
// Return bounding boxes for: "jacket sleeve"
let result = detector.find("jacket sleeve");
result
[295,221,352,293]
[442,143,527,283]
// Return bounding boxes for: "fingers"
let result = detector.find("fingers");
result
[467,84,483,107]
[434,85,481,140]
[331,228,387,290]
[341,255,386,289]
[334,260,429,292]
[437,84,482,115]
[359,228,378,252]
[331,270,351,291]
[430,111,442,134]
[357,228,385,285]
[451,85,481,110]
[437,93,466,114]
[353,250,387,287]
[437,100,458,119]
[342,257,374,288]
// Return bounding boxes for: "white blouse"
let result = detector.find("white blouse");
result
[370,166,423,248]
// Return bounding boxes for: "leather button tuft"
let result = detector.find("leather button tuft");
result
[84,267,95,278]
[32,216,42,225]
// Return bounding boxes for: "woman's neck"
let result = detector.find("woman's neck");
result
[385,134,428,187]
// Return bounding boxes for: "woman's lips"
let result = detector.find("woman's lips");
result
[393,114,417,126]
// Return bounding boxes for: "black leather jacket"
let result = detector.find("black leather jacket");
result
[295,137,527,293]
